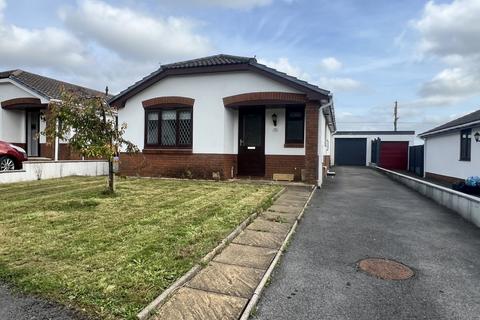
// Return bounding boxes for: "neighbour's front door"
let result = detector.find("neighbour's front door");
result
[26,111,40,157]
[238,108,265,176]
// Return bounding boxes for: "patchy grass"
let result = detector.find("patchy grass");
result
[0,177,281,319]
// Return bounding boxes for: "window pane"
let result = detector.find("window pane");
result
[178,111,192,145]
[161,110,176,146]
[286,119,303,141]
[243,113,262,146]
[147,112,159,144]
[286,109,304,143]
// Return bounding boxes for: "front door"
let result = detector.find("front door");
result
[238,108,265,176]
[26,111,40,157]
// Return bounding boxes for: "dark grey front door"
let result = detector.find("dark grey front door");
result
[26,111,40,157]
[238,108,265,176]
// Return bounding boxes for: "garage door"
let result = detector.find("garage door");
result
[379,141,408,170]
[335,138,367,166]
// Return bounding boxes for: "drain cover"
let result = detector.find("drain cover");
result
[357,258,414,280]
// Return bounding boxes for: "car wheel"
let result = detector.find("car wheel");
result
[0,156,16,171]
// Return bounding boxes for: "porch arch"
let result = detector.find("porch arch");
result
[223,92,307,108]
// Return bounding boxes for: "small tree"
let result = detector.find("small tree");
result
[44,88,138,193]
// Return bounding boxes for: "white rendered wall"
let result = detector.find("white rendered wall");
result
[265,107,305,156]
[119,71,302,154]
[0,160,108,184]
[424,127,480,179]
[0,82,36,143]
[333,134,415,166]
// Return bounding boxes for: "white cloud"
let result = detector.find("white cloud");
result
[60,0,212,62]
[317,77,362,92]
[186,0,273,9]
[0,1,89,70]
[413,0,480,106]
[415,0,480,57]
[258,57,310,80]
[259,57,361,92]
[319,57,342,71]
[419,67,480,101]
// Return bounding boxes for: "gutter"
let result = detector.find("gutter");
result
[419,120,480,138]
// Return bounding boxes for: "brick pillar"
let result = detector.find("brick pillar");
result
[304,101,319,184]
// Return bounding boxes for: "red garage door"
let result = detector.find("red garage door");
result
[380,142,408,170]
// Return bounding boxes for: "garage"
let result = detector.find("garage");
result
[334,138,367,166]
[333,131,415,168]
[379,141,409,170]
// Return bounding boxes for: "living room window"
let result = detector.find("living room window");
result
[145,108,192,148]
[285,107,305,145]
[460,128,471,161]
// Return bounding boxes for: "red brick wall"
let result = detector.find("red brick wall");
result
[119,152,237,180]
[425,172,463,184]
[120,152,309,181]
[265,155,306,181]
[304,101,319,183]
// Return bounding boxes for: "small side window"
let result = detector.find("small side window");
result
[285,107,305,144]
[460,129,471,161]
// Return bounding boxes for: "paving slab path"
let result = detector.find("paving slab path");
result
[253,167,480,320]
[152,185,312,320]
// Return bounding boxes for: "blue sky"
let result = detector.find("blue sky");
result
[1,0,479,136]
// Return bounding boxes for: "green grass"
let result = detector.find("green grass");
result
[0,176,281,319]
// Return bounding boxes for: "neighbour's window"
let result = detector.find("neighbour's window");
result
[145,108,192,148]
[285,107,305,144]
[460,129,471,161]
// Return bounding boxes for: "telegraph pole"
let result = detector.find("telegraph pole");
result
[394,101,399,131]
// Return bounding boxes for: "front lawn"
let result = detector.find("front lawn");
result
[0,177,280,319]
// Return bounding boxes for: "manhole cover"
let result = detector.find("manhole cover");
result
[357,258,414,280]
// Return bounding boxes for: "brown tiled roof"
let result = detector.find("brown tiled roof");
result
[420,109,480,136]
[0,69,108,100]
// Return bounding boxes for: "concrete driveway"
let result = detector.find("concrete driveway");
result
[253,166,480,320]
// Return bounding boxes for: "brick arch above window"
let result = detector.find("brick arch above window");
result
[223,92,307,108]
[142,96,195,109]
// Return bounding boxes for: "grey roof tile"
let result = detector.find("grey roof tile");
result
[421,109,480,136]
[1,69,107,100]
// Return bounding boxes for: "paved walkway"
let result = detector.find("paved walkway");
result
[254,167,480,320]
[153,186,313,320]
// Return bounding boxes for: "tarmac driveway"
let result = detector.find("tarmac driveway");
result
[253,166,480,320]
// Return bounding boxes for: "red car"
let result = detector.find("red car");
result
[0,141,28,171]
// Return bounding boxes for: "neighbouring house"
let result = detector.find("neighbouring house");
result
[110,54,336,185]
[0,70,106,160]
[333,131,415,170]
[419,109,480,183]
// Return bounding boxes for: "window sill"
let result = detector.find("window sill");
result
[459,158,471,162]
[143,148,193,154]
[284,143,304,148]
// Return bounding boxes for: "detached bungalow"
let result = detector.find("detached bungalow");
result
[0,70,106,159]
[110,54,336,185]
[420,109,480,183]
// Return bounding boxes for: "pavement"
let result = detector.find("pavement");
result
[253,166,480,320]
[153,186,312,320]
[0,283,87,320]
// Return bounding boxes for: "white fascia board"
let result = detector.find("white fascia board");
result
[419,120,480,138]
[0,78,50,103]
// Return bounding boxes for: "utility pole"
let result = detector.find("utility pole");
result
[394,101,399,131]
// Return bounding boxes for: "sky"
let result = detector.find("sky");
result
[1,0,479,137]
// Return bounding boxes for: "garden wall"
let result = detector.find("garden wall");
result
[0,160,108,184]
[374,166,480,228]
